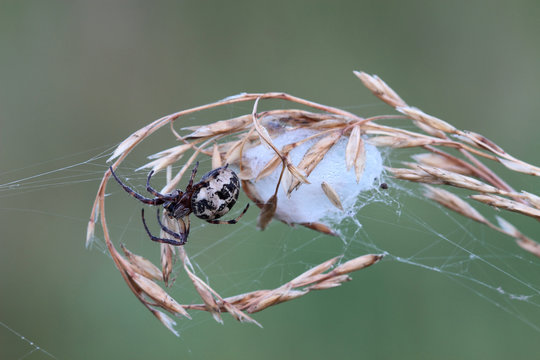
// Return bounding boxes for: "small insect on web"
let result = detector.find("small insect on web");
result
[109,161,250,246]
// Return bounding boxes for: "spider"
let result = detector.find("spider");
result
[109,162,249,246]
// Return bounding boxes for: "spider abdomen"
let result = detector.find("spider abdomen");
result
[191,167,241,220]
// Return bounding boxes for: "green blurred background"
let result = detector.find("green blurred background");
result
[1,1,540,359]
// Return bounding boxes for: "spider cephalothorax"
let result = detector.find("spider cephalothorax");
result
[109,162,249,246]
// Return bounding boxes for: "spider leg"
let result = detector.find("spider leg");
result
[184,216,191,240]
[109,167,165,206]
[145,170,179,201]
[155,209,188,244]
[185,161,200,190]
[205,203,250,225]
[141,209,186,246]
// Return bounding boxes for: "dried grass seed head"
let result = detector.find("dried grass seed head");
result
[88,71,540,336]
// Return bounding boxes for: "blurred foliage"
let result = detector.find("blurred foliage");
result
[1,1,539,359]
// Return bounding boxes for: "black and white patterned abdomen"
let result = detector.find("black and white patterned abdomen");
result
[191,167,240,220]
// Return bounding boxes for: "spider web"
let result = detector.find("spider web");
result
[1,129,540,357]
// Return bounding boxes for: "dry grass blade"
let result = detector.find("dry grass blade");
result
[224,138,245,164]
[412,119,446,138]
[212,143,222,169]
[251,100,310,189]
[462,130,506,154]
[412,153,475,176]
[516,235,540,257]
[258,194,277,230]
[153,310,180,337]
[366,135,404,148]
[495,216,523,238]
[321,181,344,211]
[397,106,457,134]
[237,167,255,181]
[280,165,294,195]
[86,215,96,247]
[499,158,540,177]
[387,166,443,184]
[138,144,192,173]
[130,272,191,319]
[521,191,540,209]
[299,222,337,236]
[424,187,540,255]
[354,71,406,108]
[288,131,341,194]
[254,120,274,152]
[423,186,489,225]
[285,162,310,185]
[185,268,223,323]
[184,114,252,138]
[355,136,366,182]
[332,254,384,275]
[457,132,540,177]
[224,127,256,165]
[289,256,342,286]
[307,275,351,290]
[181,249,260,326]
[147,143,194,160]
[514,236,540,258]
[306,119,345,129]
[256,154,282,181]
[176,247,227,324]
[496,217,540,258]
[246,289,308,313]
[160,244,175,286]
[251,99,279,153]
[241,179,264,206]
[346,125,361,171]
[259,109,337,125]
[418,165,500,193]
[107,125,154,162]
[121,244,163,281]
[470,194,540,220]
[221,301,262,327]
[367,135,436,148]
[254,101,313,187]
[186,253,383,314]
[161,150,204,193]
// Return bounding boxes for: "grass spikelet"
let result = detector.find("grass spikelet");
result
[321,181,344,211]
